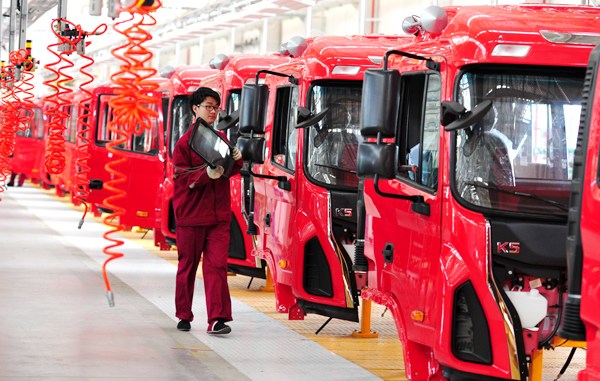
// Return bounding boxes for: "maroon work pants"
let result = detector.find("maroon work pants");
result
[175,222,232,324]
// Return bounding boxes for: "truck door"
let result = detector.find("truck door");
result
[255,85,299,288]
[581,46,600,381]
[370,72,443,341]
[118,100,165,229]
[568,45,600,378]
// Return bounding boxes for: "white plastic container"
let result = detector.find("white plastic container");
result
[504,289,548,329]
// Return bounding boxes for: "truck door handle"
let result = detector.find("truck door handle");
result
[382,243,394,263]
[264,213,271,227]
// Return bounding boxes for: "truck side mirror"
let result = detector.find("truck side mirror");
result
[357,143,396,179]
[442,100,493,132]
[294,107,329,129]
[240,84,269,134]
[237,136,265,164]
[360,69,401,138]
[216,109,240,131]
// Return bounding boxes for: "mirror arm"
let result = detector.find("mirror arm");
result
[383,49,440,71]
[246,161,288,183]
[256,69,298,85]
[373,174,425,204]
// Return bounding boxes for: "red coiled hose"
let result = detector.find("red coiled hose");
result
[11,49,36,132]
[0,67,15,197]
[73,23,108,229]
[101,1,162,307]
[43,19,82,176]
[0,53,31,200]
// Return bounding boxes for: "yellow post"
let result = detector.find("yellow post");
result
[260,266,274,292]
[352,297,379,338]
[529,348,543,381]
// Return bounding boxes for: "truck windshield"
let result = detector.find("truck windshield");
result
[454,67,584,216]
[306,82,363,189]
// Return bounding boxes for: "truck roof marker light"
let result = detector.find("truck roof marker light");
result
[402,6,448,36]
[332,66,360,75]
[281,36,308,57]
[160,65,175,78]
[491,44,531,58]
[540,30,600,46]
[209,53,230,70]
[368,56,383,65]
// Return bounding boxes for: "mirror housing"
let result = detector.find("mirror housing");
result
[294,107,329,129]
[357,143,396,179]
[216,109,240,131]
[360,69,401,138]
[237,136,265,164]
[443,100,493,132]
[240,84,269,134]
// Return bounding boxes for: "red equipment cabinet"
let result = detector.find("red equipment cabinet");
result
[237,35,409,321]
[560,44,600,381]
[155,66,218,248]
[356,5,600,381]
[86,81,166,233]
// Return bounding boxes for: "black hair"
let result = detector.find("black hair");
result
[189,87,220,112]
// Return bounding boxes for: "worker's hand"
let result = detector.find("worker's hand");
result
[207,165,224,179]
[232,147,242,161]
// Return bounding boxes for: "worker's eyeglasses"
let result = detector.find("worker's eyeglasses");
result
[199,104,219,112]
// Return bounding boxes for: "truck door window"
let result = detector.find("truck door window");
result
[169,95,193,156]
[34,108,44,139]
[225,90,241,145]
[454,67,584,216]
[131,102,160,154]
[399,73,440,191]
[17,109,33,137]
[272,86,299,171]
[306,81,362,189]
[96,95,114,145]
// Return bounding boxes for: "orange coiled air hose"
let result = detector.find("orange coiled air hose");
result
[43,19,81,176]
[73,24,108,229]
[101,0,162,307]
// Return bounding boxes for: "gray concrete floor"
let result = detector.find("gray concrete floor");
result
[0,186,381,381]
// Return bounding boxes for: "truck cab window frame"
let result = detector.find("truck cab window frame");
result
[451,65,585,218]
[305,80,363,190]
[271,85,299,172]
[396,72,441,192]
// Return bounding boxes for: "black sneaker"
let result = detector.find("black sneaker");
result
[207,320,231,335]
[177,320,191,331]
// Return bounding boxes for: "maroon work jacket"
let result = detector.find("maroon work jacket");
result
[172,123,242,227]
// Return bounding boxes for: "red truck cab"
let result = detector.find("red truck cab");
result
[11,97,45,186]
[238,35,409,321]
[356,5,599,380]
[202,53,291,278]
[156,66,217,248]
[87,81,166,233]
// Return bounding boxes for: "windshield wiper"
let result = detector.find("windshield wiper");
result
[466,181,568,212]
[314,163,357,175]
